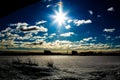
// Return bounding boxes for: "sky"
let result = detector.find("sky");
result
[0,0,120,52]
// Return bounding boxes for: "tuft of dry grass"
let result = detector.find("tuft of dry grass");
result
[47,61,54,68]
[12,58,38,66]
[0,58,55,79]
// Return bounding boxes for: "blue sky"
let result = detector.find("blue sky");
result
[0,0,120,52]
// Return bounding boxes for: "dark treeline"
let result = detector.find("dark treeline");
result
[0,50,120,56]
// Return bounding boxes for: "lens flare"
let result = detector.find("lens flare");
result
[51,1,68,26]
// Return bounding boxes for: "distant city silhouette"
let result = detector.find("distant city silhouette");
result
[0,50,120,56]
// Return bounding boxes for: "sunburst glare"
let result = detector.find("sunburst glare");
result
[51,1,68,26]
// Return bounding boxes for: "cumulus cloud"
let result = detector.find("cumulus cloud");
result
[89,43,110,49]
[0,33,5,37]
[83,37,93,41]
[1,27,12,33]
[65,25,71,29]
[36,20,47,25]
[41,40,110,50]
[67,19,73,23]
[67,19,92,26]
[10,22,28,28]
[20,26,48,32]
[73,19,92,26]
[17,33,33,40]
[10,22,48,33]
[42,40,72,49]
[44,33,48,36]
[0,21,49,49]
[107,7,114,12]
[0,39,18,49]
[60,32,74,37]
[49,33,56,38]
[33,36,47,39]
[103,28,115,33]
[54,40,72,44]
[80,37,93,43]
[16,33,47,41]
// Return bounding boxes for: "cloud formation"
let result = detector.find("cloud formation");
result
[60,32,74,37]
[107,7,114,12]
[103,28,115,33]
[65,25,71,29]
[80,37,96,43]
[49,33,56,38]
[10,22,48,33]
[36,20,47,25]
[67,19,92,26]
[73,19,92,26]
[20,26,48,32]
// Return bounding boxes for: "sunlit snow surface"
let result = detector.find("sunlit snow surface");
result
[0,56,120,80]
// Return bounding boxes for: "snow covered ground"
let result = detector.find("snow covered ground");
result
[0,56,120,80]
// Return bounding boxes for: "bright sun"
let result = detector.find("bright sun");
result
[51,1,68,26]
[53,11,67,26]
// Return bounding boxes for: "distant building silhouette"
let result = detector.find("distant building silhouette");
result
[72,51,78,55]
[80,51,95,56]
[44,50,52,55]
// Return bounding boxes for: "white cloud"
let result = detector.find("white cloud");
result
[10,22,28,28]
[80,37,93,43]
[89,10,93,15]
[65,25,71,29]
[80,37,97,43]
[0,33,5,37]
[0,39,17,48]
[43,40,72,49]
[33,36,47,39]
[1,27,19,39]
[103,28,115,33]
[43,40,110,50]
[73,19,92,26]
[83,37,93,41]
[18,25,48,32]
[1,27,12,33]
[90,43,110,49]
[6,32,12,37]
[44,33,48,36]
[55,40,72,44]
[67,19,73,23]
[49,33,56,38]
[36,26,48,32]
[60,32,74,37]
[36,20,47,25]
[67,19,92,26]
[17,33,33,40]
[10,22,48,32]
[107,7,114,12]
[46,5,51,8]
